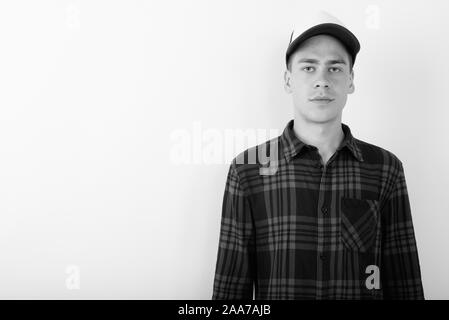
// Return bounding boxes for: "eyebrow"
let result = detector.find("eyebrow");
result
[297,58,347,65]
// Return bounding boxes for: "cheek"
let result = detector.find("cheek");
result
[331,81,350,94]
[336,75,352,88]
[291,82,308,96]
[292,76,311,91]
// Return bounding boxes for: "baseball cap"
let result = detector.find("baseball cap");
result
[285,11,361,68]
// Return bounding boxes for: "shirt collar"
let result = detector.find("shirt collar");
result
[280,119,364,163]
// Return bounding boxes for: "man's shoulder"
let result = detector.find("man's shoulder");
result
[355,138,403,169]
[229,135,282,174]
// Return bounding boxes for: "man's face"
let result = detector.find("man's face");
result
[284,34,355,124]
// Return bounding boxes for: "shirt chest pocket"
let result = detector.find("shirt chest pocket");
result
[340,197,379,252]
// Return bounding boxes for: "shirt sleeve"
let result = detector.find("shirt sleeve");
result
[380,160,424,299]
[212,159,256,299]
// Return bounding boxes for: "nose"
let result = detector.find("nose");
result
[313,72,331,89]
[313,80,330,89]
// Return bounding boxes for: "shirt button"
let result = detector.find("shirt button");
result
[320,253,326,261]
[321,206,328,214]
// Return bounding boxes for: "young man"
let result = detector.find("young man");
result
[212,11,424,299]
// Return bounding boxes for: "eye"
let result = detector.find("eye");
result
[302,66,315,72]
[329,67,341,73]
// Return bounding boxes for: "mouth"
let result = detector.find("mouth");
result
[309,98,334,104]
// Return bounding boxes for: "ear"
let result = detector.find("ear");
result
[284,70,292,93]
[348,69,355,94]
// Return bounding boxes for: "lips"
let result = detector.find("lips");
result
[309,97,334,101]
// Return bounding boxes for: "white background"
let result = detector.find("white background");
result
[0,0,448,299]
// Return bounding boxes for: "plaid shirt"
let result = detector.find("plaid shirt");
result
[212,119,424,300]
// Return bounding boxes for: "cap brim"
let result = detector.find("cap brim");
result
[286,23,360,67]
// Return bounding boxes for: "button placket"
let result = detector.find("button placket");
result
[316,163,328,298]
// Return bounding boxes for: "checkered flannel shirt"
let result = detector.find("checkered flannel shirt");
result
[212,119,424,299]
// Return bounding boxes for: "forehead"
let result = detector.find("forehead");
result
[293,34,350,62]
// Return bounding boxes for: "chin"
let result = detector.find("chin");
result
[305,111,338,124]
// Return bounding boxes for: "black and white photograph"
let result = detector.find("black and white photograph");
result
[0,0,448,305]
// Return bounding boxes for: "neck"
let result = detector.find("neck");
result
[292,114,345,165]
